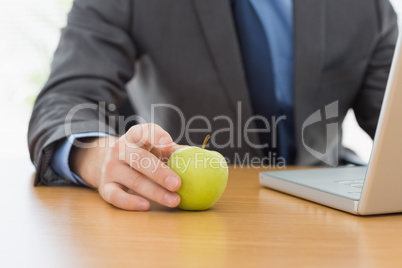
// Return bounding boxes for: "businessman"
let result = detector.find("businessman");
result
[28,0,398,210]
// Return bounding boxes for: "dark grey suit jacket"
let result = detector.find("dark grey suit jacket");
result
[28,0,398,185]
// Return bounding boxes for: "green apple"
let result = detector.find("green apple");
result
[167,135,229,210]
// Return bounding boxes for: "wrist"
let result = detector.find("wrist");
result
[69,136,118,188]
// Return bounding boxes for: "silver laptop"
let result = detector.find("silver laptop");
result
[260,34,402,215]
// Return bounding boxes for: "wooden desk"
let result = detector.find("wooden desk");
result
[2,159,402,268]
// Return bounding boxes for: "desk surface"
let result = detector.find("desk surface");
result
[2,159,402,268]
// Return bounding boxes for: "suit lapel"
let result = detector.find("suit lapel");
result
[192,0,263,157]
[293,0,326,163]
[193,0,327,162]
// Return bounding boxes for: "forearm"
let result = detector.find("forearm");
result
[28,0,136,185]
[352,0,398,138]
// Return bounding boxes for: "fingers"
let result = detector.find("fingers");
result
[163,144,187,160]
[117,124,182,192]
[122,122,183,163]
[124,123,173,151]
[96,123,185,211]
[120,145,181,192]
[100,183,150,211]
[102,164,180,208]
[154,143,186,163]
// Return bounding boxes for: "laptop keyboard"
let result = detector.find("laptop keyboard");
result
[336,179,364,190]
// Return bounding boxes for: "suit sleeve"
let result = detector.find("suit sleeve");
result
[51,132,110,186]
[352,0,399,138]
[28,0,136,185]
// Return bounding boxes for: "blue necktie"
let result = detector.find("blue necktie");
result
[232,0,278,156]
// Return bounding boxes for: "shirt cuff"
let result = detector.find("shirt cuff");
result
[50,132,110,186]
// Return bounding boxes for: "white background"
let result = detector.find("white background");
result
[0,0,401,162]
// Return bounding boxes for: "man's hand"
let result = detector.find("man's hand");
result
[70,123,182,211]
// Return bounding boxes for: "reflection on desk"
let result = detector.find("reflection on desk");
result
[1,159,402,268]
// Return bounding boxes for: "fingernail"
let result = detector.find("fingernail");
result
[166,176,179,190]
[164,193,178,206]
[159,136,171,146]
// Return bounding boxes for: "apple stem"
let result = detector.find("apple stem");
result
[202,134,211,149]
